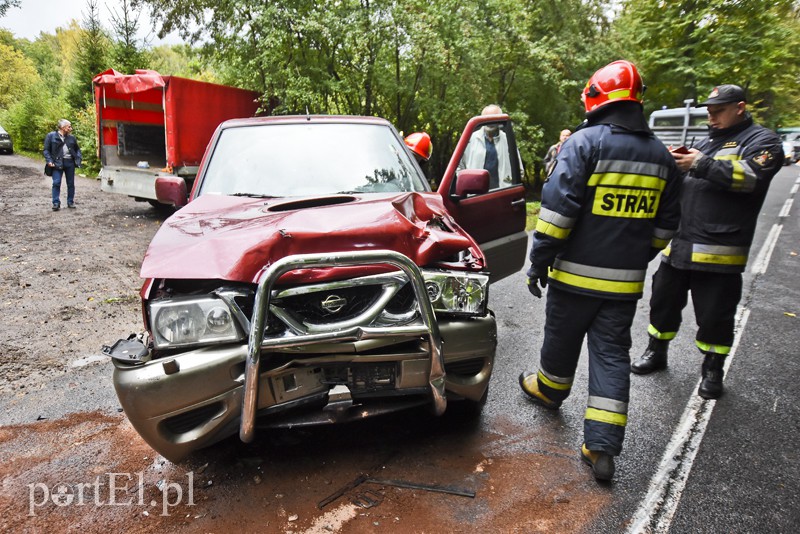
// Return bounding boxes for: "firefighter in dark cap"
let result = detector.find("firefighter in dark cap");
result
[631,84,783,401]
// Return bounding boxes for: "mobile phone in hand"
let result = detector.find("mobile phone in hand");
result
[671,146,690,154]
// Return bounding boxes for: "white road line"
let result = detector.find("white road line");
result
[627,307,751,534]
[751,224,783,274]
[791,184,799,196]
[778,198,793,218]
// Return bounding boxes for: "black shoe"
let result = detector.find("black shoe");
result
[698,353,725,399]
[518,371,561,410]
[581,444,615,481]
[631,337,669,375]
[67,202,76,209]
[52,203,60,211]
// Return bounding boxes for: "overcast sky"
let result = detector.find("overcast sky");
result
[1,0,182,45]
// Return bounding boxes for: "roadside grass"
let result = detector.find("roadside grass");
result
[526,201,541,232]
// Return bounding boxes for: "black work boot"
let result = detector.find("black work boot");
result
[698,353,726,399]
[580,444,615,482]
[631,337,669,375]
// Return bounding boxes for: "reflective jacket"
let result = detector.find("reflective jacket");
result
[530,120,682,300]
[662,115,782,273]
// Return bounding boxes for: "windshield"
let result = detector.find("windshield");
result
[197,122,430,197]
[651,113,708,128]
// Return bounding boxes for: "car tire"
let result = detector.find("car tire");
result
[450,386,489,419]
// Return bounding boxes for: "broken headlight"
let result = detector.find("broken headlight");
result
[421,270,489,316]
[149,296,244,349]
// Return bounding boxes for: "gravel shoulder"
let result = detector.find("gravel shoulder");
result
[0,154,162,403]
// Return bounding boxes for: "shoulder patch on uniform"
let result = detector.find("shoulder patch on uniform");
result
[752,150,773,167]
[722,141,738,149]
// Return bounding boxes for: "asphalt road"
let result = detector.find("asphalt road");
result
[488,162,800,533]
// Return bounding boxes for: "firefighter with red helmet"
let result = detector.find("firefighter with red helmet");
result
[404,132,433,164]
[518,60,683,481]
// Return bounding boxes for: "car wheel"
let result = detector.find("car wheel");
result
[450,386,489,419]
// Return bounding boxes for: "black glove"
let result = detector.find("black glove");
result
[526,267,548,298]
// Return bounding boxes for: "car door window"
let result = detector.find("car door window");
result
[457,120,523,191]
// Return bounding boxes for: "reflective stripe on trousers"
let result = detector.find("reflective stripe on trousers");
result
[537,286,636,456]
[648,262,742,351]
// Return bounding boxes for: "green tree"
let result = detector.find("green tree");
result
[67,0,111,109]
[109,0,151,73]
[0,81,70,153]
[612,0,800,127]
[0,0,20,18]
[150,43,218,80]
[0,42,40,110]
[136,0,613,191]
[73,101,100,174]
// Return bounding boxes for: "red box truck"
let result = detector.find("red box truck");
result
[93,69,260,207]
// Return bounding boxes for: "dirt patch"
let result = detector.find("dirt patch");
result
[0,409,611,533]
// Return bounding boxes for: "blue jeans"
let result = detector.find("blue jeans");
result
[51,160,76,206]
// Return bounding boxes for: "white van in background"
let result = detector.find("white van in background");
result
[648,99,708,148]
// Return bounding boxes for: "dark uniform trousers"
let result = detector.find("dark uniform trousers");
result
[649,262,742,351]
[538,286,636,456]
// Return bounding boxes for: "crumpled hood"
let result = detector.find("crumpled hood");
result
[140,192,484,284]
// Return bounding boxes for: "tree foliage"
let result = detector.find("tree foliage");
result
[135,0,612,186]
[611,0,800,127]
[67,0,111,110]
[0,42,40,110]
[0,0,20,18]
[109,0,152,73]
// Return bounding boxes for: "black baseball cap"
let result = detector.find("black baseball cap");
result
[698,84,746,106]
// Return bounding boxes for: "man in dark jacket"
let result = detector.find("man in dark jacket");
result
[44,119,82,211]
[519,60,683,481]
[631,85,783,400]
[543,128,571,175]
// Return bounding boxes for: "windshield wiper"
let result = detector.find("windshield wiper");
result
[230,192,275,198]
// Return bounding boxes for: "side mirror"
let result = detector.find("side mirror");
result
[454,169,490,198]
[155,176,188,208]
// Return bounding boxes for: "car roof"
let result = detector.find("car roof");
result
[0,125,7,134]
[218,115,392,130]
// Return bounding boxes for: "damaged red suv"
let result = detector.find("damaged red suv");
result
[106,114,527,461]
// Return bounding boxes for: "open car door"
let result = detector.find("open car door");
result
[438,114,528,283]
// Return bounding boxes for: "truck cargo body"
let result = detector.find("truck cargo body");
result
[93,70,260,204]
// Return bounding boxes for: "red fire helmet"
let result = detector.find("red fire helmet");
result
[582,60,645,113]
[404,132,433,161]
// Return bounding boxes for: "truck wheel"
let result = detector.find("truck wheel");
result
[147,199,175,212]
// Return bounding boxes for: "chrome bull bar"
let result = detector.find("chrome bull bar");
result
[240,250,446,443]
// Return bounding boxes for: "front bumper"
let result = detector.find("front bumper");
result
[113,251,497,461]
